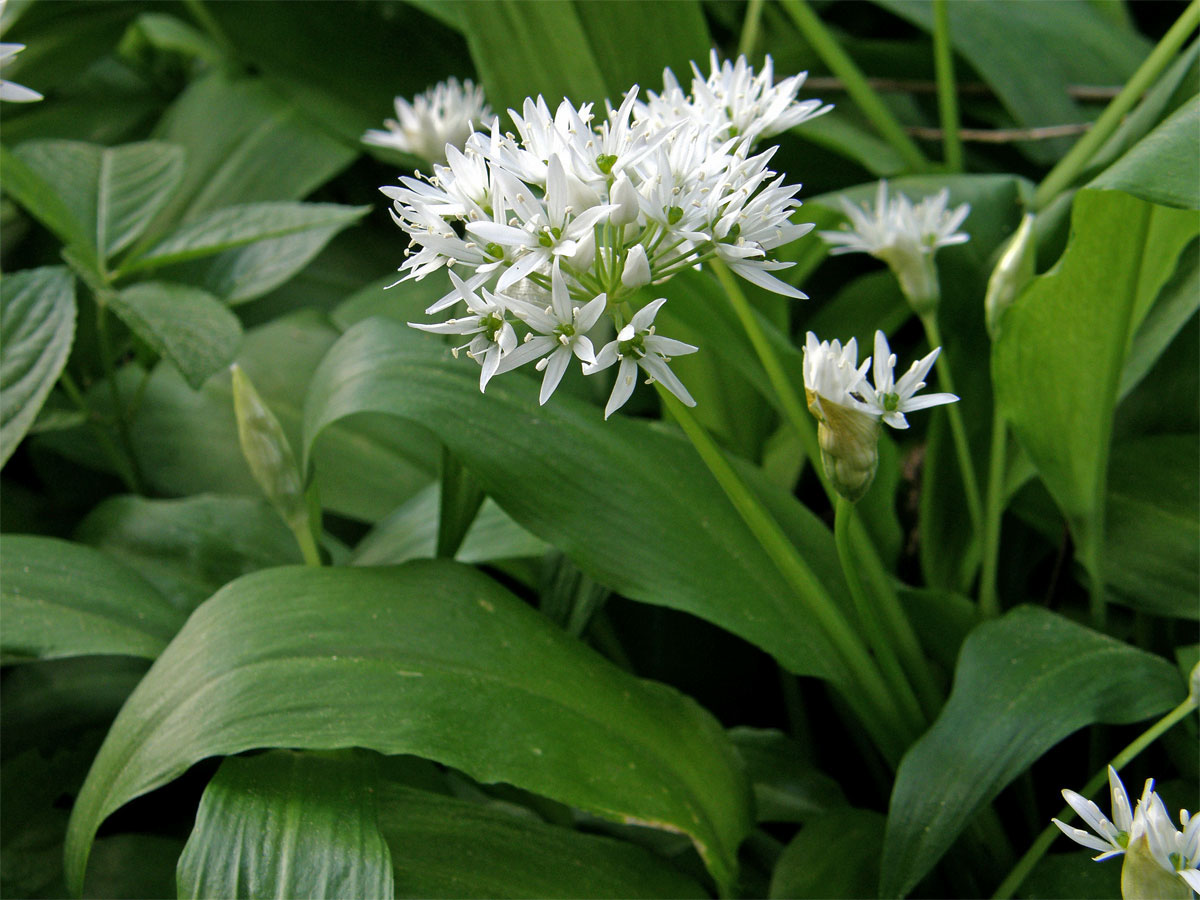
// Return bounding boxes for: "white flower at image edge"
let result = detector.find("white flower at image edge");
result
[584,298,697,419]
[0,43,41,102]
[859,330,958,428]
[1052,766,1136,861]
[408,270,517,392]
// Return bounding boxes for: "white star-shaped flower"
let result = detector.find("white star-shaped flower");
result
[408,270,517,391]
[859,330,958,429]
[1052,766,1136,862]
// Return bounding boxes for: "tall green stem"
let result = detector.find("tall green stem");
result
[779,0,930,173]
[992,693,1200,899]
[737,0,766,60]
[711,261,943,717]
[95,303,145,494]
[659,387,911,762]
[1033,0,1200,209]
[932,0,963,172]
[978,408,1008,618]
[835,497,925,732]
[920,313,982,533]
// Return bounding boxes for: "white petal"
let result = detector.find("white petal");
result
[585,340,619,374]
[630,296,667,331]
[640,355,695,407]
[1109,767,1134,834]
[1051,819,1114,854]
[575,292,608,332]
[1062,790,1117,843]
[898,391,959,412]
[538,347,572,404]
[604,357,640,419]
[1180,870,1200,891]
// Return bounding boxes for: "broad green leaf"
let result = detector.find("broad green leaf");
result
[115,312,436,522]
[378,782,706,899]
[0,266,75,467]
[350,483,547,567]
[148,73,355,231]
[303,319,851,686]
[769,808,885,899]
[1103,434,1198,619]
[873,0,1147,164]
[0,146,95,263]
[120,202,368,274]
[177,750,393,900]
[64,562,753,895]
[109,282,241,390]
[728,728,846,825]
[993,189,1199,567]
[0,535,185,663]
[9,140,185,259]
[461,2,608,115]
[879,606,1184,898]
[1119,238,1198,399]
[74,494,303,612]
[1089,96,1200,210]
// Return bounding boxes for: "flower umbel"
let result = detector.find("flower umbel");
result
[364,77,496,165]
[819,181,969,313]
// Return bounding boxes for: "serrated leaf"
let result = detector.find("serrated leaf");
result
[0,535,185,663]
[9,140,185,260]
[109,282,241,390]
[1,266,76,467]
[879,606,1184,898]
[378,782,707,898]
[302,319,852,687]
[64,561,752,895]
[177,750,393,900]
[120,202,367,274]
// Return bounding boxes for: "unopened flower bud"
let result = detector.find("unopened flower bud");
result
[985,213,1036,338]
[231,364,306,529]
[571,228,596,271]
[610,174,640,227]
[621,244,651,289]
[809,390,881,502]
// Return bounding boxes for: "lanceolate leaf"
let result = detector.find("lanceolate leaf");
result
[109,282,242,390]
[378,782,707,898]
[63,562,752,895]
[177,750,394,900]
[1089,96,1200,210]
[119,203,368,274]
[9,140,186,260]
[302,320,851,687]
[992,189,1198,564]
[0,536,185,663]
[0,267,76,467]
[879,606,1184,898]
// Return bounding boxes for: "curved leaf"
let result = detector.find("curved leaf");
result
[1090,96,1200,210]
[0,535,185,663]
[0,266,76,467]
[74,494,303,612]
[9,140,186,260]
[302,319,850,686]
[110,282,242,390]
[63,562,752,895]
[378,782,707,899]
[879,606,1184,898]
[177,750,393,900]
[121,203,368,274]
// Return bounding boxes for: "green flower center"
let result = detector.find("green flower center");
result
[882,392,900,412]
[481,313,505,342]
[596,154,617,174]
[667,206,683,225]
[618,331,646,359]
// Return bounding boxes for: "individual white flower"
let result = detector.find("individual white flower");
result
[497,263,607,405]
[1052,766,1136,861]
[0,43,41,102]
[584,298,696,418]
[364,77,495,165]
[408,270,517,391]
[858,330,958,429]
[802,332,879,501]
[819,181,969,311]
[689,50,832,142]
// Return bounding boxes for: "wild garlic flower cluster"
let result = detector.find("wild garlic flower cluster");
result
[378,55,829,416]
[1054,766,1199,897]
[802,330,958,501]
[364,78,496,166]
[820,181,970,313]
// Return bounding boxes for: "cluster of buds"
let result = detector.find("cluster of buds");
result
[372,54,830,416]
[802,330,958,501]
[1054,766,1199,898]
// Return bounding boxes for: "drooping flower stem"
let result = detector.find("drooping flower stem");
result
[1033,0,1200,210]
[932,0,964,173]
[835,497,926,733]
[658,386,913,762]
[978,407,1009,618]
[779,0,931,173]
[711,260,943,718]
[992,692,1200,900]
[919,312,983,534]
